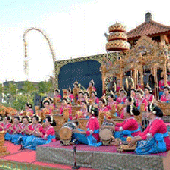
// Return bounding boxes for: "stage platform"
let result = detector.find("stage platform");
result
[0,141,97,170]
[36,141,170,170]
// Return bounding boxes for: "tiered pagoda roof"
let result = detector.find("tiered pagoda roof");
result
[127,13,170,43]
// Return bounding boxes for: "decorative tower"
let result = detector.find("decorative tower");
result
[106,23,130,51]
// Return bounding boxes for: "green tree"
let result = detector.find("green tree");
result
[12,94,33,111]
[21,81,37,101]
[3,82,17,106]
[38,81,53,96]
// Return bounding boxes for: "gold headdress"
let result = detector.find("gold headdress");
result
[90,79,95,86]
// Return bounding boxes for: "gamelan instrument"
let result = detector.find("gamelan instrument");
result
[117,137,136,152]
[78,118,88,131]
[99,121,115,145]
[157,102,170,116]
[117,144,136,152]
[59,122,76,145]
[99,128,114,145]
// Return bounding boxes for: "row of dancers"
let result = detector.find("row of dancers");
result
[0,101,170,154]
[0,115,56,150]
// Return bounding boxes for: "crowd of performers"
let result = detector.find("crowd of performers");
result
[0,80,169,155]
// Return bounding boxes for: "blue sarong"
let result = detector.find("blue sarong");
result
[4,133,12,141]
[11,134,23,145]
[72,128,102,147]
[23,135,55,150]
[136,132,169,155]
[114,128,141,141]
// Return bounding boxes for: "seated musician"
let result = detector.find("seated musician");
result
[116,89,127,104]
[6,117,22,143]
[136,89,148,110]
[159,78,164,98]
[0,116,11,132]
[158,76,170,99]
[21,116,42,149]
[107,93,117,108]
[76,101,89,119]
[25,103,34,117]
[160,86,170,103]
[67,88,74,103]
[54,89,61,101]
[60,98,72,120]
[98,99,109,113]
[76,91,85,105]
[107,94,117,117]
[129,103,170,154]
[91,91,99,104]
[72,108,102,147]
[11,116,31,145]
[106,104,141,141]
[144,86,154,103]
[22,116,56,150]
[42,99,52,116]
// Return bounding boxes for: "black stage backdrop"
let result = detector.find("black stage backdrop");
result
[58,60,102,98]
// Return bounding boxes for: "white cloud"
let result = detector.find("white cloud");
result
[0,0,170,82]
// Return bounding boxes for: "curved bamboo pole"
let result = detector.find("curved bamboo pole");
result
[23,27,56,83]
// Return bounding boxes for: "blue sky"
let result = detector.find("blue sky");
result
[0,0,170,82]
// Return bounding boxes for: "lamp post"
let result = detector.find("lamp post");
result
[72,139,80,170]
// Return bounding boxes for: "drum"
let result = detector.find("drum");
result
[59,127,72,145]
[99,129,113,145]
[60,122,76,145]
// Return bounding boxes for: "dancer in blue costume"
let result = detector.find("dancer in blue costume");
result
[129,103,170,154]
[22,116,56,150]
[9,117,22,143]
[14,116,31,146]
[72,108,102,147]
[21,115,42,150]
[2,117,12,140]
